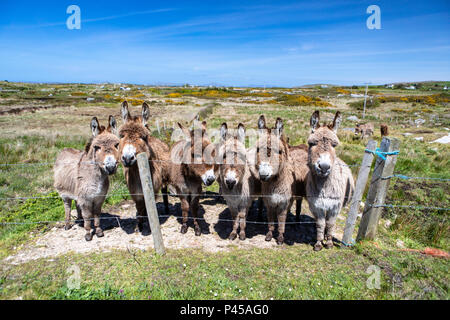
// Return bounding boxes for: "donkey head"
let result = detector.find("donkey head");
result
[118,101,152,167]
[218,123,247,190]
[308,110,342,178]
[254,115,289,182]
[176,121,216,186]
[88,116,120,175]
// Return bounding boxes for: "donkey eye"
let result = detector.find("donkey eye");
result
[114,143,119,149]
[94,145,101,151]
[308,142,316,147]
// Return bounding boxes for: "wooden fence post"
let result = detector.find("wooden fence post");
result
[342,139,377,246]
[356,137,400,241]
[136,152,166,255]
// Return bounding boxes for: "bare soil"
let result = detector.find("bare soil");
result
[3,196,346,265]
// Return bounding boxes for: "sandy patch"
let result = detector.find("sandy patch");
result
[2,195,347,265]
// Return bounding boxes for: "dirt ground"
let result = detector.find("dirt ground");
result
[3,196,347,265]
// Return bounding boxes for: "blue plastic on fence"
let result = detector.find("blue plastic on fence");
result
[340,239,356,247]
[365,148,400,161]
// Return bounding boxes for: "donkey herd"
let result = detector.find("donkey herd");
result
[54,101,357,251]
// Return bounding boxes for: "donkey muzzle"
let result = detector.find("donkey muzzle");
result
[121,154,136,167]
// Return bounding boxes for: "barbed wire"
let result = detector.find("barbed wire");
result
[0,214,316,226]
[381,174,450,182]
[371,204,450,211]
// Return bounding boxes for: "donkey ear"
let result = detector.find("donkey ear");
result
[90,117,100,137]
[108,115,118,135]
[332,111,342,133]
[237,123,246,143]
[121,101,130,123]
[310,111,320,133]
[274,117,283,135]
[258,115,266,130]
[141,102,150,126]
[201,121,207,134]
[220,123,228,141]
[177,122,191,138]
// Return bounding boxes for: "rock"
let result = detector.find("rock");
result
[403,133,413,136]
[384,220,392,228]
[396,239,405,248]
[415,118,425,126]
[414,137,424,141]
[429,134,450,144]
[86,97,94,102]
[347,115,359,121]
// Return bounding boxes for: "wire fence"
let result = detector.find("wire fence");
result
[0,157,449,227]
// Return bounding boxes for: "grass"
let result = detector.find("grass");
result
[1,244,448,300]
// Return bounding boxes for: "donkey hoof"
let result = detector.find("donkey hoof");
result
[324,240,333,249]
[276,235,284,245]
[228,232,237,240]
[96,229,104,238]
[64,224,72,231]
[313,242,323,251]
[180,224,188,234]
[85,233,93,241]
[265,232,273,242]
[239,233,246,241]
[194,227,201,236]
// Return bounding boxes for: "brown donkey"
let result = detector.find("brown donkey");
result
[118,101,170,231]
[168,121,216,236]
[253,116,308,244]
[307,111,354,251]
[54,116,120,241]
[217,122,262,240]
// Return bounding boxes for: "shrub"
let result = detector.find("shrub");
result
[277,94,331,107]
[348,98,380,110]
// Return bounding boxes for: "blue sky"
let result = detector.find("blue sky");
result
[0,0,449,86]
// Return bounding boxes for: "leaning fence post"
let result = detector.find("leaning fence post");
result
[357,137,400,241]
[136,152,166,255]
[342,139,377,246]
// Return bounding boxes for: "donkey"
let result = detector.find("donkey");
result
[307,111,355,251]
[54,116,120,241]
[168,121,216,236]
[380,124,389,137]
[355,122,374,138]
[118,101,170,231]
[217,122,262,240]
[253,115,308,244]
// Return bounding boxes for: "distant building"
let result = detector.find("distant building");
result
[320,84,328,88]
[405,85,416,90]
[385,84,394,89]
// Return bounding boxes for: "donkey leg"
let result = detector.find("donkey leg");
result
[135,200,147,233]
[324,214,338,249]
[265,208,275,242]
[276,210,288,245]
[191,195,201,236]
[75,201,83,222]
[296,197,302,222]
[228,209,239,240]
[314,213,326,251]
[257,197,264,222]
[93,202,104,237]
[162,186,170,215]
[180,196,189,234]
[238,210,247,241]
[80,206,93,241]
[63,198,73,230]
